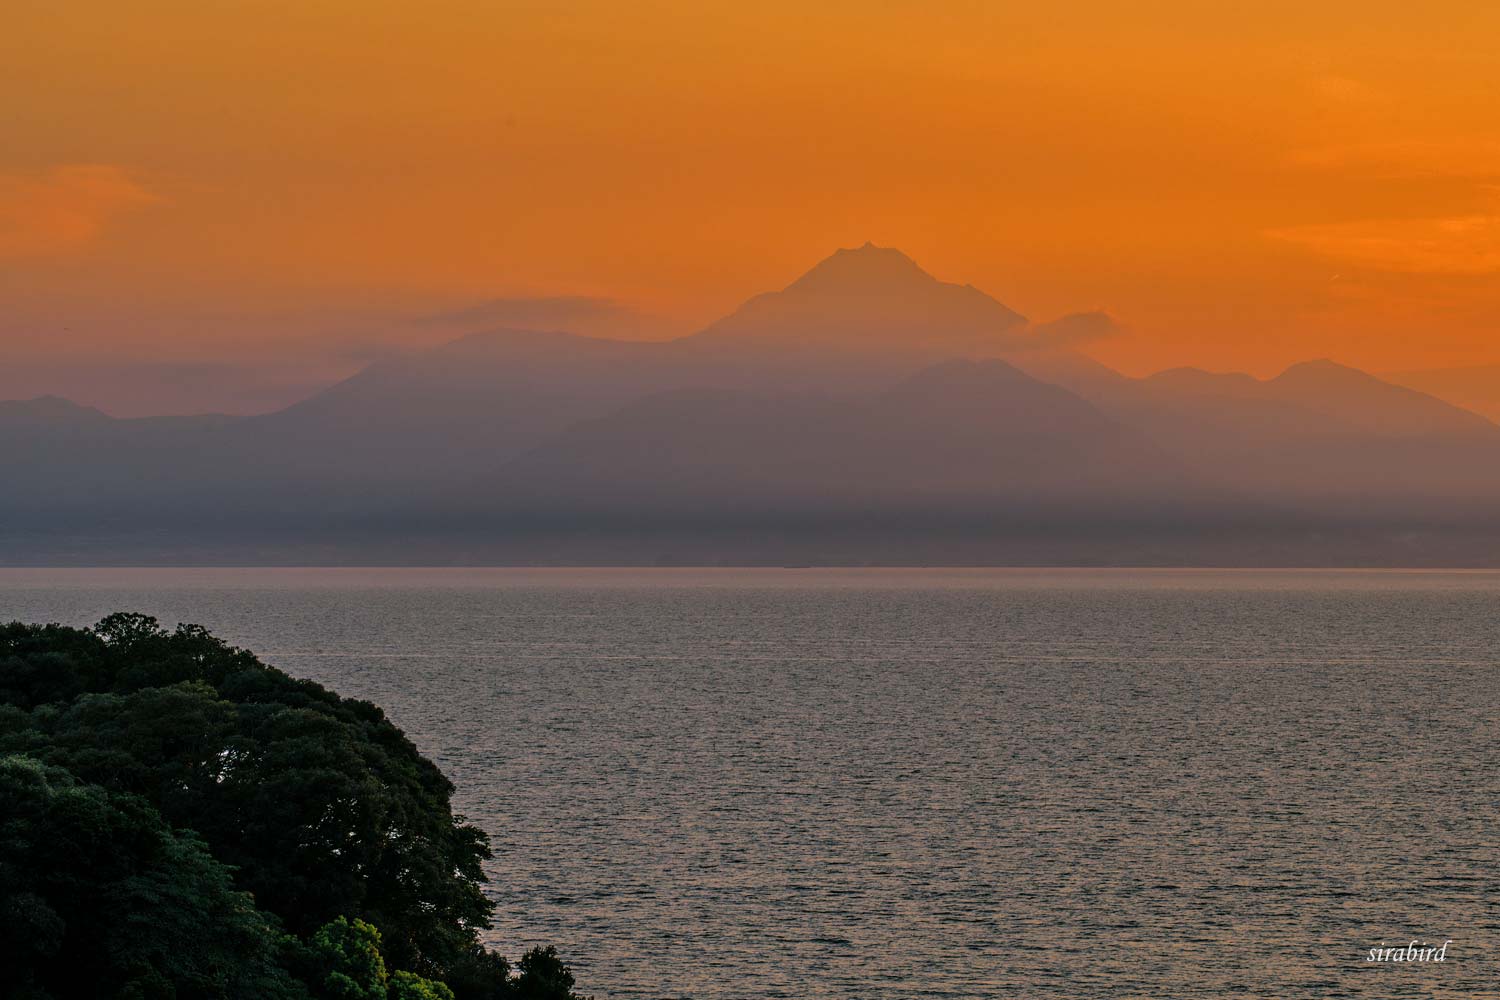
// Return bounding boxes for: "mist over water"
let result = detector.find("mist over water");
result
[3,568,1498,998]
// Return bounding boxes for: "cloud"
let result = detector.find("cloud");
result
[422,295,627,328]
[1268,199,1500,275]
[1311,75,1376,107]
[419,294,669,339]
[1023,311,1123,349]
[0,165,159,260]
[1270,140,1500,274]
[1283,139,1500,178]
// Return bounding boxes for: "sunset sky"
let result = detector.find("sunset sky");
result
[5,0,1500,414]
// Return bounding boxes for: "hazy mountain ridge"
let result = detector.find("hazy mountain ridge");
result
[484,359,1204,518]
[1069,357,1500,505]
[0,396,114,425]
[4,244,1500,564]
[1386,363,1500,424]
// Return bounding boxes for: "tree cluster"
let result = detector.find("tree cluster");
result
[0,613,588,1000]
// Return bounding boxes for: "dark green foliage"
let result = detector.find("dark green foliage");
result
[305,917,390,1000]
[0,754,307,1000]
[388,971,457,1000]
[513,948,581,1000]
[439,947,516,1000]
[0,614,590,1000]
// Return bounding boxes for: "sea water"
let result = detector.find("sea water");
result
[2,568,1496,997]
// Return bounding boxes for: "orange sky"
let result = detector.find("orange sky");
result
[4,0,1500,412]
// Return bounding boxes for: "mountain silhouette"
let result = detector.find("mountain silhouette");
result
[1385,363,1500,424]
[229,245,1063,488]
[4,246,1500,564]
[1072,359,1500,503]
[489,359,1197,518]
[0,396,111,427]
[685,243,1028,357]
[1267,359,1495,436]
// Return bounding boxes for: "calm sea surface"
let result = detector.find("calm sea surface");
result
[2,568,1498,998]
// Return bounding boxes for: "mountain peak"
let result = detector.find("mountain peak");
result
[1276,358,1361,379]
[684,245,1028,357]
[1261,358,1497,433]
[1271,358,1397,393]
[785,243,940,296]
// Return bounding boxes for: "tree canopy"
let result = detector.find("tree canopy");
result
[0,614,588,1000]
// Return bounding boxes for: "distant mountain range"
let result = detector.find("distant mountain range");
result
[1385,363,1500,424]
[6,244,1500,565]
